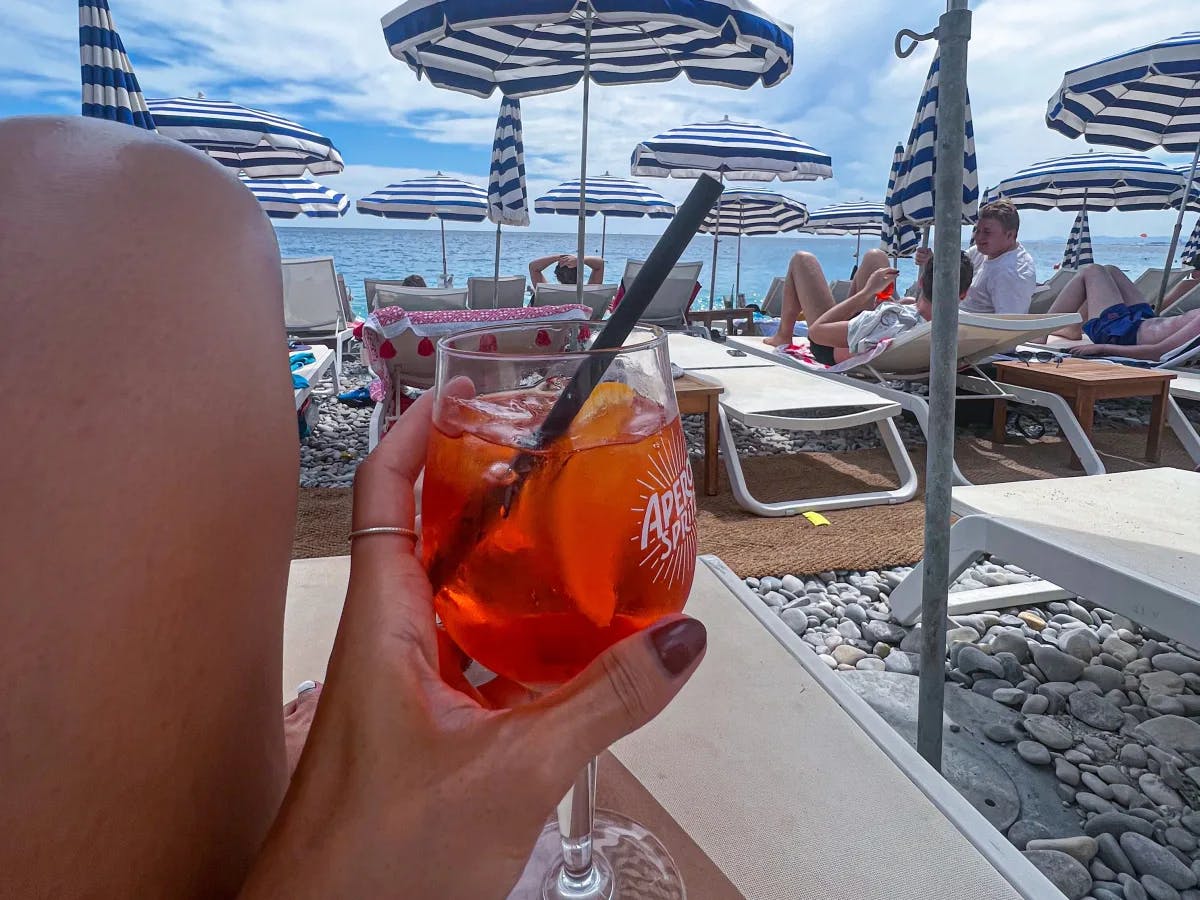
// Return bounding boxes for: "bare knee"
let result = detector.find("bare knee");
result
[860,248,888,270]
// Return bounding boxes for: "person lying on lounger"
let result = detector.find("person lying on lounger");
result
[1045,263,1200,360]
[528,252,605,287]
[805,252,974,365]
[1163,255,1200,311]
[763,247,892,349]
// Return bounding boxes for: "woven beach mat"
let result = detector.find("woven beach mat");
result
[294,429,1194,576]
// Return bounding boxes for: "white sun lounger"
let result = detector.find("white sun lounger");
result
[1162,281,1200,317]
[729,312,1095,485]
[759,275,785,318]
[621,259,704,331]
[1027,267,1076,315]
[1134,267,1189,302]
[283,553,1057,899]
[531,283,619,319]
[283,256,354,386]
[669,334,918,516]
[889,470,1200,648]
[291,345,334,412]
[467,275,527,310]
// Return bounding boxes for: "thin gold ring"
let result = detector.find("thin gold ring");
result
[347,526,418,542]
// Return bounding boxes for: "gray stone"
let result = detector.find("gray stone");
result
[992,629,1031,662]
[1022,849,1094,899]
[1084,772,1116,799]
[1022,694,1051,715]
[1110,783,1147,808]
[993,688,1028,707]
[1043,681,1082,696]
[1104,636,1141,666]
[862,619,906,645]
[780,574,804,593]
[1099,765,1133,787]
[1061,628,1102,661]
[817,654,838,670]
[1033,644,1087,682]
[1124,874,1151,900]
[995,651,1027,686]
[759,576,782,592]
[1018,740,1053,765]
[883,649,921,675]
[945,625,981,646]
[1086,813,1157,839]
[855,657,886,671]
[1149,695,1188,716]
[1152,653,1200,676]
[1139,773,1185,808]
[842,602,868,624]
[1120,833,1199,889]
[1084,665,1128,693]
[1097,832,1137,876]
[1135,716,1200,756]
[1092,859,1118,881]
[1069,690,1127,731]
[1144,874,1183,900]
[1122,745,1151,769]
[1092,889,1124,900]
[837,620,862,640]
[1027,836,1100,864]
[899,624,924,653]
[832,645,867,667]
[1181,813,1200,836]
[1024,715,1077,750]
[1141,671,1186,700]
[957,644,1003,677]
[779,609,809,635]
[1056,758,1082,786]
[973,678,1016,698]
[1165,828,1198,853]
[1008,818,1054,850]
[1078,791,1115,813]
[984,722,1021,743]
[1065,749,1092,764]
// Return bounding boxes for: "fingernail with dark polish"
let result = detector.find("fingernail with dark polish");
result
[649,618,707,676]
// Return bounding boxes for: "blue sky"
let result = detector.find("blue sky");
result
[4,0,1196,238]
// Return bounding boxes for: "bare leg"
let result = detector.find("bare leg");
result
[850,248,889,295]
[0,118,297,896]
[1045,264,1127,340]
[764,251,836,346]
[1104,265,1149,306]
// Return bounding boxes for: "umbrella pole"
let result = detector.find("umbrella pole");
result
[601,215,606,258]
[575,4,593,307]
[493,222,502,307]
[440,219,448,284]
[709,175,722,309]
[1156,142,1200,310]
[853,228,863,278]
[735,232,742,307]
[916,0,972,774]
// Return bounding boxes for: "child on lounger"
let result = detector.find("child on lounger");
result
[1045,263,1200,361]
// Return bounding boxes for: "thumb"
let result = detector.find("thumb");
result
[524,615,706,775]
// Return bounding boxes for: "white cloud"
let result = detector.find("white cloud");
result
[4,0,1196,237]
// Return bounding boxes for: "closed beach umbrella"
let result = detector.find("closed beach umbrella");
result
[1047,31,1200,305]
[146,96,343,177]
[984,151,1187,211]
[240,176,349,219]
[697,188,807,303]
[881,143,921,261]
[487,96,531,296]
[894,47,979,230]
[632,119,831,305]
[535,174,675,255]
[1182,217,1200,264]
[380,0,794,307]
[1062,208,1094,269]
[79,0,155,130]
[357,174,489,282]
[804,200,886,274]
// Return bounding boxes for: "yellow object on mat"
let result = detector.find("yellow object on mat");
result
[802,512,831,527]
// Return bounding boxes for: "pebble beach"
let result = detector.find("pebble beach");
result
[302,356,1200,899]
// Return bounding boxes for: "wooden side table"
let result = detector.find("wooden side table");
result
[673,373,724,496]
[685,307,761,336]
[991,359,1176,469]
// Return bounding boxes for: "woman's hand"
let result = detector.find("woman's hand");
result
[914,247,932,268]
[240,392,706,899]
[864,267,900,297]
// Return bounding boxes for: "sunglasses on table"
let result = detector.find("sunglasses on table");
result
[1013,350,1064,368]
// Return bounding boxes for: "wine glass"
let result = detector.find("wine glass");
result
[421,320,698,899]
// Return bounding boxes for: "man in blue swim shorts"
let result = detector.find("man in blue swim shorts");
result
[1044,263,1200,361]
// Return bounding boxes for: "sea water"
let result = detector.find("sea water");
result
[275,225,1185,320]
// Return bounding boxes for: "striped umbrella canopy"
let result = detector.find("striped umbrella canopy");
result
[358,174,489,281]
[881,143,921,260]
[983,151,1187,211]
[803,201,885,272]
[1062,208,1094,269]
[240,176,349,219]
[894,48,979,229]
[145,97,343,177]
[696,188,806,304]
[79,0,155,130]
[1047,32,1200,306]
[487,96,530,298]
[631,118,831,182]
[535,174,675,255]
[1182,217,1200,265]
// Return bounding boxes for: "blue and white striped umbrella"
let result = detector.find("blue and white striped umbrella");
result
[983,152,1188,211]
[696,188,806,303]
[535,174,674,255]
[894,49,979,228]
[381,0,793,99]
[631,119,832,182]
[1062,208,1094,269]
[488,96,529,228]
[79,0,155,130]
[240,176,349,219]
[882,143,921,259]
[803,201,885,235]
[145,97,343,177]
[1182,218,1200,265]
[358,174,489,280]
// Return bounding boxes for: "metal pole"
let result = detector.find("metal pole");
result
[916,0,971,773]
[575,4,593,307]
[1156,141,1200,310]
[601,215,607,258]
[493,222,502,307]
[440,218,448,282]
[709,174,723,308]
[734,232,742,307]
[853,227,863,278]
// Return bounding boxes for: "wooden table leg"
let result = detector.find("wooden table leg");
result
[992,398,1009,445]
[1069,389,1094,471]
[1147,385,1168,463]
[704,395,720,496]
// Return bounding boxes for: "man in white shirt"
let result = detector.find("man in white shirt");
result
[915,199,1036,314]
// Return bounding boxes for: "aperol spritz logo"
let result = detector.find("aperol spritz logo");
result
[633,424,698,586]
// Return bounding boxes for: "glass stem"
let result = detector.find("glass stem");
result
[557,757,598,888]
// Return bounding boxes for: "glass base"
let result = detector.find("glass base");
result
[506,811,685,900]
